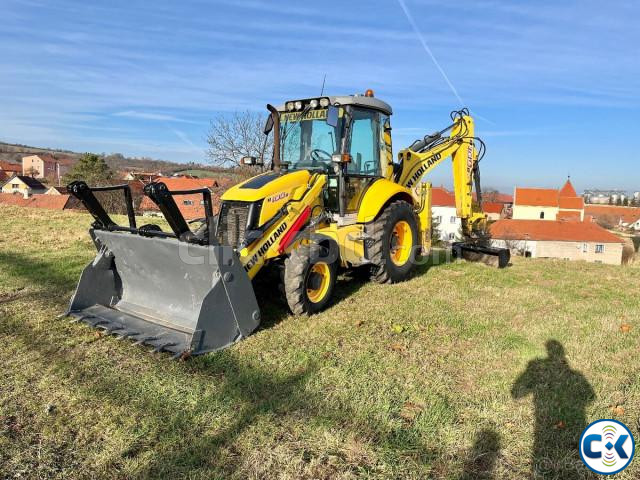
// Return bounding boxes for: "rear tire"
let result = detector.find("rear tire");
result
[366,200,419,283]
[284,244,337,315]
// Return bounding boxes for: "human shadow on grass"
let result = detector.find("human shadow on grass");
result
[458,428,501,480]
[512,340,596,479]
[7,317,443,478]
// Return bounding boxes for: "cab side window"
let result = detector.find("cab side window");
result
[349,109,380,176]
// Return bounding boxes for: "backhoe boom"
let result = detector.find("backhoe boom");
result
[395,109,486,236]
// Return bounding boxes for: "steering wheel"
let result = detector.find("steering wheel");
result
[310,149,332,163]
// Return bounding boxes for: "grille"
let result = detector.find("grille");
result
[217,201,250,248]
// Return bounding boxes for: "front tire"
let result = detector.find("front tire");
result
[284,244,337,315]
[366,200,419,283]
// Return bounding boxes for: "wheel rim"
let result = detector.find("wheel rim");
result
[390,220,413,266]
[306,262,331,303]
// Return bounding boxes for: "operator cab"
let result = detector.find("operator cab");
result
[274,91,394,216]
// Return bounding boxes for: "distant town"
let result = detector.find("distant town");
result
[1,148,639,268]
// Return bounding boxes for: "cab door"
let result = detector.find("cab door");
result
[344,108,385,213]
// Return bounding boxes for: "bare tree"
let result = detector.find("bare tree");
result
[482,188,500,203]
[595,214,618,230]
[206,111,272,168]
[24,166,40,177]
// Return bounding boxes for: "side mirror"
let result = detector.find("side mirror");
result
[263,115,274,134]
[326,105,339,128]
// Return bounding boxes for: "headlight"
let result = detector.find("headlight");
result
[319,97,330,107]
[286,102,294,111]
[294,101,302,110]
[309,99,319,108]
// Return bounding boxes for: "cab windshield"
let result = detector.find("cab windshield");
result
[280,109,343,171]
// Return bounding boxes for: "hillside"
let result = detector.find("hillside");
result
[1,205,639,479]
[0,141,210,175]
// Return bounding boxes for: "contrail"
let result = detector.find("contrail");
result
[396,0,495,124]
[170,127,202,153]
[396,0,465,106]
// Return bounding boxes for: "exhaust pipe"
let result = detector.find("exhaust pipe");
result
[267,104,281,173]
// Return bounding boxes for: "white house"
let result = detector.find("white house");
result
[513,179,584,221]
[490,219,624,265]
[431,187,462,243]
[626,216,640,231]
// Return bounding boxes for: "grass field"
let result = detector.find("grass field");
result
[1,205,639,479]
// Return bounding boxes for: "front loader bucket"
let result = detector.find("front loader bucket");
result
[68,230,261,356]
[452,242,510,268]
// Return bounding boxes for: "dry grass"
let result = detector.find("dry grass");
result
[1,205,639,479]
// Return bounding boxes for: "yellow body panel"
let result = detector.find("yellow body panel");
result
[223,169,309,201]
[356,178,413,223]
[314,223,366,266]
[239,173,326,279]
[415,182,432,252]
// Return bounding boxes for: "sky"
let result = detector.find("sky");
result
[1,0,639,192]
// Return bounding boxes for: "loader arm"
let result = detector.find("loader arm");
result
[395,110,486,236]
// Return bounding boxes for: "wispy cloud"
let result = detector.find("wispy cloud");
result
[396,0,465,107]
[112,110,196,123]
[170,128,203,154]
[0,0,638,188]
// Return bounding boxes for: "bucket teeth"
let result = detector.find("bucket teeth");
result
[116,331,138,340]
[71,314,95,324]
[69,306,193,356]
[90,319,109,328]
[152,342,177,353]
[103,325,124,333]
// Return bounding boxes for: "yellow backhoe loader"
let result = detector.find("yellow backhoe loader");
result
[66,90,509,357]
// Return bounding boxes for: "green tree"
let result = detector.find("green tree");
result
[616,197,622,206]
[63,153,113,186]
[623,197,629,206]
[431,215,443,247]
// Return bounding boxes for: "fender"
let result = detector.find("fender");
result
[356,178,414,223]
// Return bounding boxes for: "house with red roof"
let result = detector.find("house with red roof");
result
[431,186,509,242]
[489,219,624,265]
[0,161,22,178]
[512,178,584,221]
[0,192,75,210]
[584,205,640,230]
[482,202,505,221]
[22,154,74,182]
[139,176,224,220]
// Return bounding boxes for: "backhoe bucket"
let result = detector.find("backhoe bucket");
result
[68,230,261,356]
[452,242,510,268]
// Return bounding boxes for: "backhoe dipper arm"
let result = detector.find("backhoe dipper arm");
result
[396,110,486,236]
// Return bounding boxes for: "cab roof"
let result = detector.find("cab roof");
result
[277,94,392,116]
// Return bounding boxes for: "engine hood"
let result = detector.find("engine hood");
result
[221,169,312,203]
